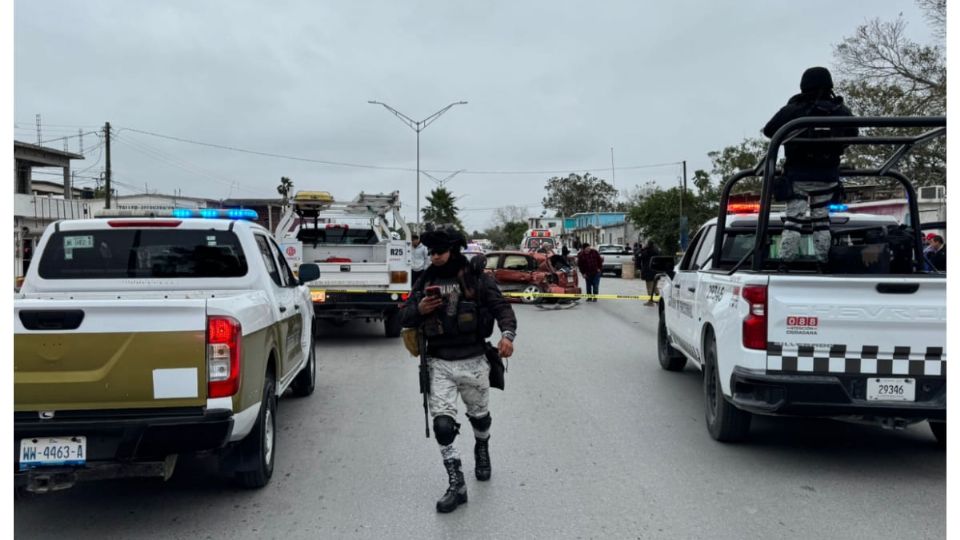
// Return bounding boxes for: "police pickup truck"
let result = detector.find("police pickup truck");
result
[14,208,320,492]
[655,115,946,444]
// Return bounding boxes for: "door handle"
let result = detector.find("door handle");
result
[279,306,287,313]
[687,287,696,293]
[294,304,301,311]
[674,283,681,289]
[876,283,919,294]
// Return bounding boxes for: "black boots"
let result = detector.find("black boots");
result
[474,437,491,481]
[436,459,467,513]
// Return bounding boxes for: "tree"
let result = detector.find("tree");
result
[627,172,720,254]
[706,138,777,195]
[491,205,528,228]
[277,176,293,204]
[542,173,618,217]
[832,0,945,186]
[422,187,464,231]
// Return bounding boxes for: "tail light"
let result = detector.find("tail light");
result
[742,285,767,350]
[207,316,241,398]
[390,271,408,284]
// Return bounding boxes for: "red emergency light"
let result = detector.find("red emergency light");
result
[531,230,552,237]
[726,203,761,214]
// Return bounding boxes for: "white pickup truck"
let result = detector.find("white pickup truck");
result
[14,209,319,492]
[276,191,412,337]
[655,115,946,444]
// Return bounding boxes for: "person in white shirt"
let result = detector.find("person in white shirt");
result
[411,234,429,285]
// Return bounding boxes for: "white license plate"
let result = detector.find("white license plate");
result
[866,378,916,402]
[18,436,87,470]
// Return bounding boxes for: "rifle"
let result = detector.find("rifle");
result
[418,329,431,438]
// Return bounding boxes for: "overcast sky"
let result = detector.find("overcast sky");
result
[13,0,936,231]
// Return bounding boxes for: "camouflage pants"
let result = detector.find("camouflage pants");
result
[428,355,490,461]
[779,180,835,263]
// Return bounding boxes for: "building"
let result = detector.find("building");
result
[568,212,638,248]
[221,198,287,233]
[14,141,90,283]
[85,193,215,216]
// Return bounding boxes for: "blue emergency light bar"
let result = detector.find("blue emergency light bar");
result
[828,204,848,212]
[171,208,259,220]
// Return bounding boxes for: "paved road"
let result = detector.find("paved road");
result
[14,278,946,539]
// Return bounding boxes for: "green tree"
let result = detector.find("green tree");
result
[277,176,294,204]
[628,179,719,255]
[422,187,465,231]
[542,173,618,217]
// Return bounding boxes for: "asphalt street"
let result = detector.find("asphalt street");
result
[14,277,946,539]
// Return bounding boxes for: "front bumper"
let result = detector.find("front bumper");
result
[729,367,946,420]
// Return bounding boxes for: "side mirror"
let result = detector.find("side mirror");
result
[298,263,320,285]
[650,256,676,278]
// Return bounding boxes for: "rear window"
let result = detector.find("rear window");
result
[297,227,378,245]
[38,229,248,279]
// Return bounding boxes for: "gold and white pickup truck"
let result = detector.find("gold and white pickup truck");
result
[14,209,320,492]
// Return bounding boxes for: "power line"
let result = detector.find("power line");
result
[116,125,684,176]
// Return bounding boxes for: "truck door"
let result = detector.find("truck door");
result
[254,235,302,380]
[668,226,711,356]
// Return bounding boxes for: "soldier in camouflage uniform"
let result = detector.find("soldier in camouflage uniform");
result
[763,66,858,266]
[400,226,517,513]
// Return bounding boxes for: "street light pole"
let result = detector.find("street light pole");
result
[420,169,466,188]
[368,100,468,232]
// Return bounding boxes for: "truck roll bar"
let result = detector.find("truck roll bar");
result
[712,116,946,273]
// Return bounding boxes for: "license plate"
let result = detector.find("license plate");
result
[18,436,87,470]
[866,378,916,402]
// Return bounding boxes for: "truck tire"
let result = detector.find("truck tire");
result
[703,333,751,442]
[930,420,946,448]
[657,310,687,371]
[236,370,277,488]
[291,338,316,397]
[384,310,402,338]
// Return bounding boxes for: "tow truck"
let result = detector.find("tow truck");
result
[654,116,946,444]
[276,191,412,337]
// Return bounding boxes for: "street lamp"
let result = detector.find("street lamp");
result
[420,169,466,189]
[368,100,468,232]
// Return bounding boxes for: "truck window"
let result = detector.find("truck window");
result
[677,227,707,271]
[691,226,716,270]
[268,237,297,287]
[37,229,248,279]
[297,226,378,245]
[255,235,283,287]
[485,255,501,270]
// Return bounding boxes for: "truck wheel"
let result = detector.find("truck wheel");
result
[930,420,946,448]
[291,338,316,397]
[236,370,277,488]
[384,310,402,338]
[703,333,751,442]
[657,310,687,371]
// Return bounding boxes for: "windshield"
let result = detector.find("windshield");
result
[37,229,248,279]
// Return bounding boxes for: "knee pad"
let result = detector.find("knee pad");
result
[433,415,460,445]
[469,413,492,432]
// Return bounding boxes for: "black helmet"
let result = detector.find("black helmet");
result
[800,66,833,94]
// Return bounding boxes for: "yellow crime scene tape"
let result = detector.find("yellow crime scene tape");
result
[309,288,658,302]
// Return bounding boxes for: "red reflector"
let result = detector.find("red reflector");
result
[325,257,352,263]
[107,220,183,227]
[400,293,410,301]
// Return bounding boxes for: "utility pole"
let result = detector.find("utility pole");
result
[35,114,41,145]
[104,122,112,209]
[610,147,616,194]
[682,160,687,200]
[368,100,468,232]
